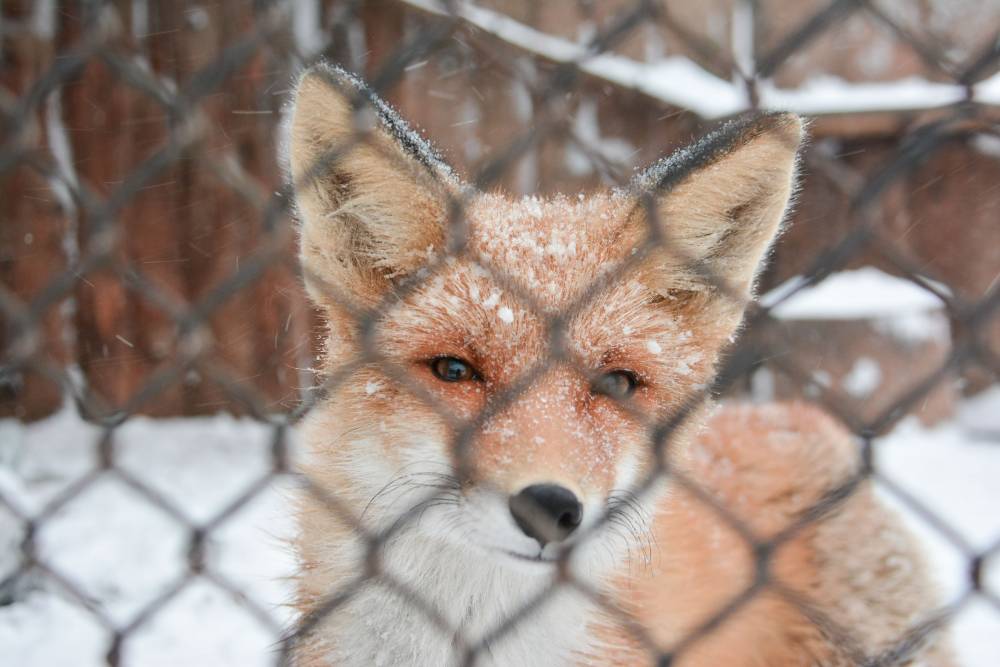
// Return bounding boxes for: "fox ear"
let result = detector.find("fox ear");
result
[627,112,803,306]
[287,64,455,309]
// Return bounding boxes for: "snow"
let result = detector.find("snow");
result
[759,76,966,115]
[957,386,1000,437]
[0,410,298,667]
[589,55,747,120]
[0,389,997,664]
[842,356,882,398]
[976,72,1000,106]
[972,133,1000,159]
[482,290,501,308]
[761,268,953,345]
[762,268,947,318]
[400,0,1000,119]
[877,410,1000,667]
[291,0,325,58]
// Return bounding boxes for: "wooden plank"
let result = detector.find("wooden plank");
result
[0,1,71,421]
[63,0,187,417]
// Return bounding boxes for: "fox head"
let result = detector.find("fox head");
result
[288,64,802,572]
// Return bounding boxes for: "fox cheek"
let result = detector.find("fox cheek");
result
[438,386,487,422]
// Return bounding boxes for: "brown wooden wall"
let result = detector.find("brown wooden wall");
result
[1,0,997,421]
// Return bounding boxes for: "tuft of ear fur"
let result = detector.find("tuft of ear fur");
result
[287,63,457,309]
[626,112,804,304]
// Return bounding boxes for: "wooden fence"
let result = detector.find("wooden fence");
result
[1,0,997,421]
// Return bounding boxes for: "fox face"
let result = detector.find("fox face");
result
[288,65,801,577]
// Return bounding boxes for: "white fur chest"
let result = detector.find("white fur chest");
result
[315,535,599,667]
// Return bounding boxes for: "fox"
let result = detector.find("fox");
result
[284,63,954,667]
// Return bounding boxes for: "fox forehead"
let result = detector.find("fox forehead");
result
[463,191,635,307]
[376,192,712,389]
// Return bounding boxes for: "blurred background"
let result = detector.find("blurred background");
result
[1,1,998,665]
[2,0,998,424]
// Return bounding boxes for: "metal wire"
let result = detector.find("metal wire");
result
[1,0,998,665]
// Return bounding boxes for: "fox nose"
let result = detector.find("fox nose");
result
[509,484,583,545]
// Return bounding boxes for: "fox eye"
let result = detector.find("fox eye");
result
[592,370,639,399]
[430,357,478,382]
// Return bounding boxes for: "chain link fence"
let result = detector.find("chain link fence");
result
[1,0,999,665]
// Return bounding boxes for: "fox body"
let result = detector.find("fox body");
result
[286,65,952,666]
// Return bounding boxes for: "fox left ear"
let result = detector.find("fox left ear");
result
[287,64,456,311]
[626,112,804,306]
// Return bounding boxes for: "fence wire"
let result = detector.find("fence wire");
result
[1,0,999,666]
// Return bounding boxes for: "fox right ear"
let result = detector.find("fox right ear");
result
[287,65,455,310]
[625,112,803,309]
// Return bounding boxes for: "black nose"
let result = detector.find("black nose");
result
[509,484,583,545]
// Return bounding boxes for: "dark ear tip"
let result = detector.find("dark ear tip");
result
[737,111,806,150]
[631,110,805,192]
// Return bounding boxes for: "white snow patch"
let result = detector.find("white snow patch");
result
[521,196,543,220]
[842,357,882,398]
[873,310,951,345]
[975,71,1000,106]
[291,0,326,57]
[762,268,946,320]
[482,291,501,309]
[957,386,1000,437]
[879,414,1000,552]
[759,76,966,115]
[875,396,1000,667]
[972,133,1000,159]
[0,407,298,666]
[0,593,106,664]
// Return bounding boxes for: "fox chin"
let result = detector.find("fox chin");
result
[283,63,954,667]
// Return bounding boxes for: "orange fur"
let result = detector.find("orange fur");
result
[285,64,953,666]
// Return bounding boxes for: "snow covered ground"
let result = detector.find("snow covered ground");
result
[875,389,1000,667]
[0,389,998,665]
[0,412,299,666]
